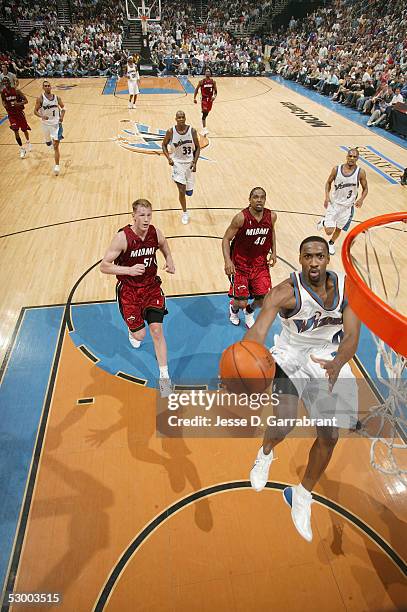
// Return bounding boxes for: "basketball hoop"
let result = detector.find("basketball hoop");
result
[342,212,407,475]
[140,14,148,35]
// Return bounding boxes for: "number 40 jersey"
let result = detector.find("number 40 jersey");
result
[170,125,195,164]
[231,207,274,272]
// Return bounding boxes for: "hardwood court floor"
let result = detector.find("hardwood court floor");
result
[0,77,406,611]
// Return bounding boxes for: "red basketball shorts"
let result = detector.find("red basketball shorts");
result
[8,113,30,132]
[228,266,271,300]
[201,97,213,113]
[116,278,167,331]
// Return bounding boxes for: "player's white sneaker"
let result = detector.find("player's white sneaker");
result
[283,485,313,542]
[181,211,190,224]
[250,447,274,491]
[159,377,172,398]
[244,309,255,328]
[328,241,336,255]
[229,301,240,326]
[316,219,324,230]
[128,330,141,348]
[19,148,26,159]
[128,102,132,108]
[200,128,209,136]
[26,142,32,152]
[54,165,60,175]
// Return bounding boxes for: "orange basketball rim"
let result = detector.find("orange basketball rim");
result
[342,212,407,357]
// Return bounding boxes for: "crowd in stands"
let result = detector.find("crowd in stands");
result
[268,0,407,134]
[1,0,57,22]
[148,0,271,76]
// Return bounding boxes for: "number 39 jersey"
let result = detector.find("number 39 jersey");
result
[115,224,159,287]
[231,207,274,272]
[331,165,360,207]
[170,125,195,164]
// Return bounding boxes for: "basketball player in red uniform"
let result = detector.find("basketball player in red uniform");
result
[193,68,217,134]
[222,187,277,328]
[100,199,176,397]
[1,76,31,158]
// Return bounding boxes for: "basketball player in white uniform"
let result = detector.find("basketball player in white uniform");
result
[34,81,65,175]
[162,110,200,224]
[317,148,368,254]
[246,236,360,542]
[126,57,140,109]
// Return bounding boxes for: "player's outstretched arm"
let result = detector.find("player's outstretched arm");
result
[190,128,200,171]
[157,228,175,273]
[57,96,65,122]
[355,168,368,208]
[16,89,27,107]
[311,302,360,390]
[244,281,295,345]
[222,212,244,275]
[193,80,202,102]
[324,166,336,208]
[100,232,145,276]
[268,211,277,267]
[34,97,42,118]
[162,129,174,165]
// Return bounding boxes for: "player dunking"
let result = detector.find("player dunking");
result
[100,199,175,397]
[1,76,31,158]
[317,148,368,254]
[194,68,217,135]
[247,236,360,542]
[127,56,140,109]
[34,81,65,176]
[162,110,200,225]
[222,187,277,328]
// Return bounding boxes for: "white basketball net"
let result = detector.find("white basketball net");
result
[350,217,407,476]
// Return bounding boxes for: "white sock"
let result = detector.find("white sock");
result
[159,366,169,378]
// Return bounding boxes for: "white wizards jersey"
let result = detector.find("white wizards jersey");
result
[127,63,139,82]
[331,164,360,207]
[41,93,60,125]
[171,126,195,163]
[278,271,346,351]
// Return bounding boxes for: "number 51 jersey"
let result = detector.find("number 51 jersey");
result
[231,207,274,272]
[115,225,159,286]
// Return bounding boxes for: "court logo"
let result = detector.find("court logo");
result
[55,84,78,90]
[281,102,331,127]
[114,122,210,158]
[340,146,404,185]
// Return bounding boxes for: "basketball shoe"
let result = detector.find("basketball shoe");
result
[316,219,324,230]
[283,485,313,542]
[159,377,172,398]
[244,308,255,328]
[54,165,60,176]
[250,447,274,491]
[26,142,32,152]
[128,330,141,348]
[229,301,240,325]
[181,211,190,224]
[19,148,26,159]
[328,241,335,255]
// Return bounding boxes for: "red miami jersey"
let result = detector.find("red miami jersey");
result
[200,78,216,100]
[1,87,25,119]
[231,207,274,273]
[115,224,159,286]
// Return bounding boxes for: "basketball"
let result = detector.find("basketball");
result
[219,341,276,394]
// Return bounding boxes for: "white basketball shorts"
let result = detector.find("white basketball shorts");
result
[128,80,139,95]
[171,161,195,191]
[271,336,358,429]
[324,201,355,231]
[42,122,60,142]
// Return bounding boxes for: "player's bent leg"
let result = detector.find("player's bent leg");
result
[53,140,60,174]
[250,369,298,492]
[284,426,338,543]
[13,129,26,158]
[229,297,247,325]
[245,296,264,328]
